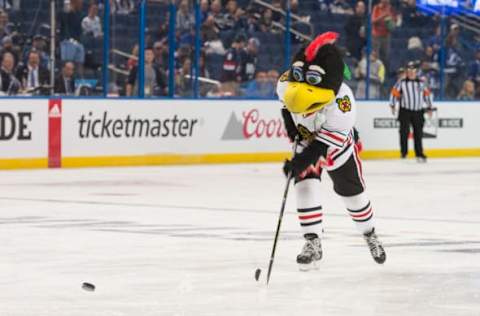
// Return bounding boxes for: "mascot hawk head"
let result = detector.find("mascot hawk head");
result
[283,32,344,115]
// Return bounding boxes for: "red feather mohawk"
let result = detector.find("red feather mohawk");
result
[304,32,339,62]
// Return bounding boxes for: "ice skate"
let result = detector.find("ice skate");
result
[297,234,322,271]
[364,228,386,264]
[416,155,427,163]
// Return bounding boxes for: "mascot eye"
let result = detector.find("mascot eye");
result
[306,71,322,85]
[292,67,304,82]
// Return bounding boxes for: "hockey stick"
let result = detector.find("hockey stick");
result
[256,139,298,285]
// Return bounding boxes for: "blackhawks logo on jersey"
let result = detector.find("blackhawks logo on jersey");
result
[336,95,352,113]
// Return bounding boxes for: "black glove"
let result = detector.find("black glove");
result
[281,107,299,142]
[283,140,328,177]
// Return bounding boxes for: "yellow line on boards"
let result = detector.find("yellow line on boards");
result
[61,152,294,168]
[0,158,48,169]
[2,148,480,169]
[360,148,480,159]
[62,148,480,168]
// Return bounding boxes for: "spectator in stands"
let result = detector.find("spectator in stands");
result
[206,83,223,97]
[468,49,480,90]
[175,57,193,96]
[267,69,279,87]
[30,35,50,69]
[207,81,238,97]
[316,0,330,11]
[221,33,246,83]
[15,50,49,94]
[54,61,76,95]
[223,0,238,30]
[372,0,396,70]
[243,71,275,98]
[203,30,225,56]
[289,0,312,42]
[330,0,354,15]
[457,80,475,101]
[245,8,261,33]
[175,44,192,69]
[427,25,442,53]
[154,11,169,41]
[241,37,259,82]
[289,0,312,24]
[404,36,424,64]
[0,51,19,95]
[355,49,385,99]
[423,45,439,71]
[153,40,168,72]
[259,9,273,33]
[211,0,229,31]
[176,0,194,37]
[204,46,225,82]
[0,36,18,66]
[420,46,439,83]
[202,15,220,42]
[418,60,439,98]
[400,0,428,28]
[232,7,248,32]
[126,47,167,97]
[127,44,138,70]
[0,0,12,10]
[111,0,135,15]
[344,1,366,61]
[289,0,300,15]
[60,0,85,66]
[178,26,195,47]
[446,23,462,51]
[82,2,103,38]
[0,9,10,42]
[444,47,464,99]
[198,53,210,79]
[271,0,283,23]
[200,0,209,23]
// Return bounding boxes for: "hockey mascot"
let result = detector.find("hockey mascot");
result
[277,32,386,269]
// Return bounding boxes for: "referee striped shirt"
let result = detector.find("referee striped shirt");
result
[390,79,433,111]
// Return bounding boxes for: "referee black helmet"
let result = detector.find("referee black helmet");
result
[406,60,420,69]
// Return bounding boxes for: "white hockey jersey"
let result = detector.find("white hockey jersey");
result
[277,79,357,170]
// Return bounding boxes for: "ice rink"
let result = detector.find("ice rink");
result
[1,158,480,316]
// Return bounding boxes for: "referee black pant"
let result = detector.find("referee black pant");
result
[398,108,425,158]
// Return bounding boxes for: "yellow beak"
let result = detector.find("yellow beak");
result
[283,82,335,115]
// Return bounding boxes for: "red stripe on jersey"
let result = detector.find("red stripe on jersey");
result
[299,213,323,220]
[329,148,339,157]
[350,207,372,219]
[321,130,345,143]
[331,138,353,159]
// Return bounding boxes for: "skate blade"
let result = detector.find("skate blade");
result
[298,261,320,272]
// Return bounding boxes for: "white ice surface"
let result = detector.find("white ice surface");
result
[1,158,480,316]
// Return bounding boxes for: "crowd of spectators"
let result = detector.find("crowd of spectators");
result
[0,0,479,100]
[0,0,103,96]
[131,0,480,99]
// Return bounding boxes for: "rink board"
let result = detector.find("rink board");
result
[0,99,479,168]
[0,99,48,169]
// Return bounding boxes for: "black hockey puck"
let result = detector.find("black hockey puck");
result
[254,268,261,281]
[82,282,95,292]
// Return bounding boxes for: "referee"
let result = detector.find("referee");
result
[390,61,433,162]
